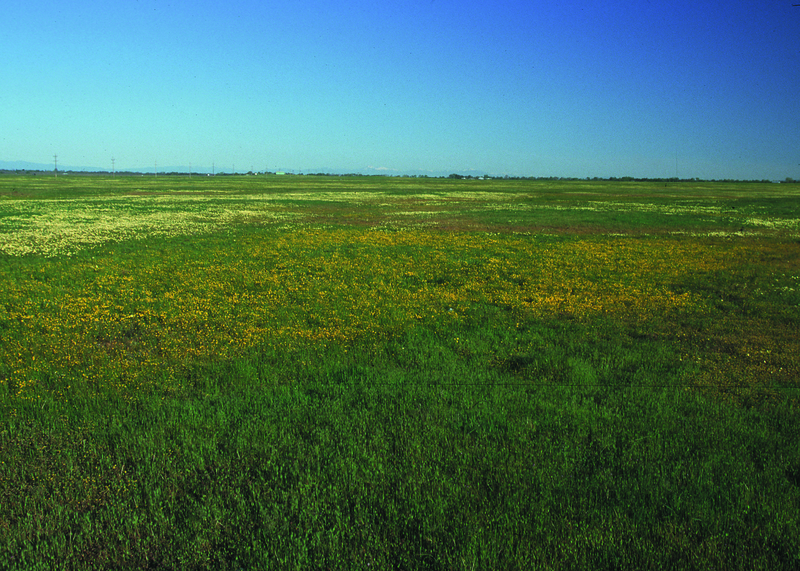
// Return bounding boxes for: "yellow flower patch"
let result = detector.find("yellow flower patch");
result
[1,228,733,402]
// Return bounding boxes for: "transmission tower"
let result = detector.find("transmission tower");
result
[54,154,58,178]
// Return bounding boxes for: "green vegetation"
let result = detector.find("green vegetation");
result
[1,175,799,569]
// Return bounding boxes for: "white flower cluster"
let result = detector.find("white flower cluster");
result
[0,195,298,257]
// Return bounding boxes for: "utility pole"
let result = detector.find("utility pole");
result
[189,162,191,178]
[111,157,115,177]
[54,154,58,178]
[155,160,157,178]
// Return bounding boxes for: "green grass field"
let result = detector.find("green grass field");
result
[1,174,799,569]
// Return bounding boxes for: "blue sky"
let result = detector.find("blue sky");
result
[2,0,798,178]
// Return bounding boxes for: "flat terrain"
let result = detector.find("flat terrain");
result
[1,175,799,569]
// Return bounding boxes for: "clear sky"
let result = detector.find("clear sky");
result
[2,0,798,178]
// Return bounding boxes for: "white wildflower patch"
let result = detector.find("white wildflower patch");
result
[392,211,450,217]
[517,201,726,215]
[670,231,753,238]
[243,191,390,203]
[743,217,800,230]
[462,203,533,212]
[438,191,532,201]
[0,195,300,257]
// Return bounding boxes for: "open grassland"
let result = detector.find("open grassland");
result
[1,175,799,569]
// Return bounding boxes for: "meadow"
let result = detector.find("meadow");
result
[1,174,799,569]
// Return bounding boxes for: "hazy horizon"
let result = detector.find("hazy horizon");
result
[3,0,799,180]
[1,159,795,181]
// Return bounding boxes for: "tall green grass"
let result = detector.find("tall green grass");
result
[3,319,799,569]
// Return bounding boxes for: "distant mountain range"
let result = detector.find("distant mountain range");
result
[1,160,108,173]
[0,160,487,178]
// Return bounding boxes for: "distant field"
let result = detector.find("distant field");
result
[1,175,799,570]
[2,176,798,257]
